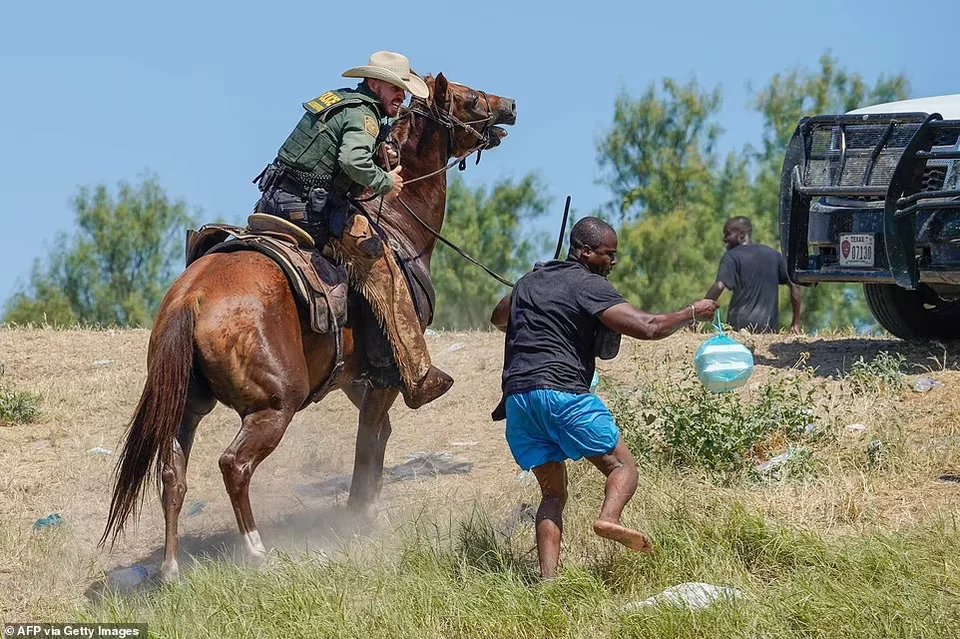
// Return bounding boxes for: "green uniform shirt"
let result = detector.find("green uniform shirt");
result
[276,83,393,196]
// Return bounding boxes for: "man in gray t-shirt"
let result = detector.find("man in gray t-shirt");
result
[706,216,802,333]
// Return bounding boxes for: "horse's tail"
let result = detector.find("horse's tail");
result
[99,305,195,548]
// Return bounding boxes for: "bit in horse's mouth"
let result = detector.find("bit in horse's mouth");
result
[483,125,508,149]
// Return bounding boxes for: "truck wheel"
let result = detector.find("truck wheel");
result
[863,283,960,340]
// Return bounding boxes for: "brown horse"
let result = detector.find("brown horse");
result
[101,74,517,581]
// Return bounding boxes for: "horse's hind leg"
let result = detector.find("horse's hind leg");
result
[160,380,216,582]
[219,406,297,564]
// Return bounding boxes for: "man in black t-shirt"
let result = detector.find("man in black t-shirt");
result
[490,217,717,579]
[706,216,802,333]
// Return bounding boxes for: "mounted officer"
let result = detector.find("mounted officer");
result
[253,51,453,409]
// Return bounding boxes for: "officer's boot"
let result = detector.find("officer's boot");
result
[335,214,454,409]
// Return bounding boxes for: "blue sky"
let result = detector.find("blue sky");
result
[0,0,953,304]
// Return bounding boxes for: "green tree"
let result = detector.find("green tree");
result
[431,174,550,329]
[4,175,194,327]
[597,79,724,221]
[597,79,754,313]
[595,55,910,329]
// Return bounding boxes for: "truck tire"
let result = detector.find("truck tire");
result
[863,283,960,340]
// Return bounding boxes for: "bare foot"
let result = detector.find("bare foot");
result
[593,520,653,553]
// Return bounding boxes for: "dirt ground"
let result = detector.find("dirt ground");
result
[2,327,960,614]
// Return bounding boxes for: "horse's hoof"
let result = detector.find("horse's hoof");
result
[159,563,180,583]
[347,499,379,521]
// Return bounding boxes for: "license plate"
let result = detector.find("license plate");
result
[838,234,875,267]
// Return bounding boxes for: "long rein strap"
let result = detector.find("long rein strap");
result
[402,147,481,185]
[380,99,514,287]
[395,195,515,288]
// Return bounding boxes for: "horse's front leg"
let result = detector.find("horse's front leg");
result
[343,384,399,513]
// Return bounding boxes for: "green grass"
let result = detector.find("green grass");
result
[611,369,817,477]
[74,364,959,638]
[77,492,960,639]
[0,364,41,426]
[10,347,957,637]
[0,386,41,425]
[845,351,906,395]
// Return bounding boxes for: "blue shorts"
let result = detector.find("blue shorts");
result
[505,389,621,471]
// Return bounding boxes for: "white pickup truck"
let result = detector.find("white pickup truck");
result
[779,95,960,338]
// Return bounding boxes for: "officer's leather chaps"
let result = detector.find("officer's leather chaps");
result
[332,213,431,389]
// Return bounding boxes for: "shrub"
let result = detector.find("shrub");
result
[846,351,905,394]
[0,365,41,426]
[614,370,815,476]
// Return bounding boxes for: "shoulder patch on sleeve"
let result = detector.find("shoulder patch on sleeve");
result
[363,115,380,137]
[304,91,343,114]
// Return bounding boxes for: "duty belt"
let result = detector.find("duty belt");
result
[272,167,331,197]
[275,173,329,199]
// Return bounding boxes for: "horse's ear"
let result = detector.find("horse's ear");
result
[433,73,448,109]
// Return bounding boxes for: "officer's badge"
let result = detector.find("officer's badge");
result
[363,116,380,138]
[304,92,342,114]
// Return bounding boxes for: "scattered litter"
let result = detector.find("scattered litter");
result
[450,441,479,447]
[92,360,113,368]
[296,451,472,498]
[803,423,818,436]
[913,378,942,393]
[442,342,465,354]
[88,446,113,456]
[105,564,155,594]
[937,474,960,484]
[754,451,795,474]
[425,328,438,336]
[844,423,868,436]
[32,513,63,531]
[185,501,207,517]
[866,439,886,467]
[622,582,744,612]
[501,502,537,538]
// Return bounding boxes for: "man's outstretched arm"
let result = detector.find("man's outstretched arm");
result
[600,299,717,341]
[705,280,726,301]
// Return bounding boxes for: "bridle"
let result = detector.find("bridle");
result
[393,91,501,184]
[371,90,516,287]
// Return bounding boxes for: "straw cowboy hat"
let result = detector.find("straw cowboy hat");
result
[342,51,430,99]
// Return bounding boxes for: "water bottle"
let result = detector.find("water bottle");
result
[694,310,754,393]
[105,564,153,594]
[913,378,941,393]
[589,370,601,394]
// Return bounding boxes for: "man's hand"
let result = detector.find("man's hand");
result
[691,298,719,320]
[387,165,404,199]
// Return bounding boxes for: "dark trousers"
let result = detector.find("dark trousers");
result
[254,187,400,386]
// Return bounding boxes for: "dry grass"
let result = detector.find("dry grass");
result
[1,326,960,626]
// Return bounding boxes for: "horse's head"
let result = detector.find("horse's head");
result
[411,73,517,157]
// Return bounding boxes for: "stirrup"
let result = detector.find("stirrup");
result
[247,214,315,249]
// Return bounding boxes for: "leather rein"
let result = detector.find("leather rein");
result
[380,93,516,288]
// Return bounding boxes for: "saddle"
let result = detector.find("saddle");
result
[185,214,348,335]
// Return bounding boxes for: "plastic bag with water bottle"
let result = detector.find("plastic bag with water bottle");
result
[694,310,754,393]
